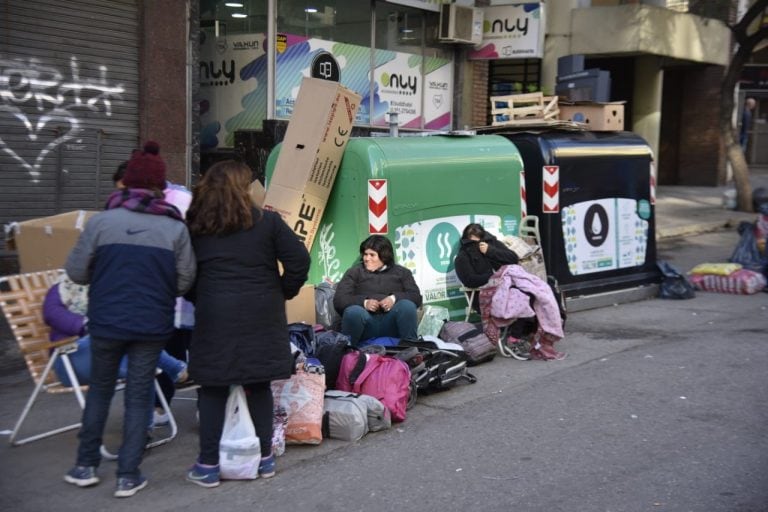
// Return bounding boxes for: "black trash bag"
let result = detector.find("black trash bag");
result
[314,281,341,330]
[657,260,696,300]
[729,221,767,274]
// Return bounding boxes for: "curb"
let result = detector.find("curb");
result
[656,216,754,241]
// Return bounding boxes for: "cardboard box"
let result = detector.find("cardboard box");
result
[249,179,266,208]
[559,102,625,131]
[5,210,97,273]
[285,284,316,324]
[264,77,361,251]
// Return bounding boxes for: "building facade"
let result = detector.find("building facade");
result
[0,0,733,272]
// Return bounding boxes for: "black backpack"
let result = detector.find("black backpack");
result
[288,322,317,357]
[315,330,353,390]
[381,339,477,394]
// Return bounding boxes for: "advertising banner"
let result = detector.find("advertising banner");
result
[469,2,545,60]
[199,32,267,149]
[200,31,455,148]
[561,198,650,276]
[395,214,517,305]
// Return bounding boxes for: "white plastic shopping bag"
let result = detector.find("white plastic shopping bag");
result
[219,385,261,480]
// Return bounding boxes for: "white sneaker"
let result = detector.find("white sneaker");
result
[153,409,170,426]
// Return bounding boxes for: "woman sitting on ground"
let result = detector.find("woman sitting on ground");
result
[333,235,423,346]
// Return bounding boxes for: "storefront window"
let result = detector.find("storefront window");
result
[373,3,452,130]
[200,1,269,149]
[275,1,373,122]
[277,0,372,46]
[199,0,454,146]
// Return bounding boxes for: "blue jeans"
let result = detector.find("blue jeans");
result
[54,335,186,387]
[341,299,418,346]
[74,336,166,480]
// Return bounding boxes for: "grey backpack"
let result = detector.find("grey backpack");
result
[438,321,496,365]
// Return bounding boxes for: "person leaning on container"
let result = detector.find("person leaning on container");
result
[184,160,310,488]
[454,223,519,312]
[333,235,423,346]
[62,141,196,498]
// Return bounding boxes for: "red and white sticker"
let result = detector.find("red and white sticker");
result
[649,161,656,205]
[542,165,559,213]
[368,179,388,234]
[520,169,527,218]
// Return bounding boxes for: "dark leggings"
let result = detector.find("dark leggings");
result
[198,383,273,465]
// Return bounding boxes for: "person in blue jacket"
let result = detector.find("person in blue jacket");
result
[62,141,196,498]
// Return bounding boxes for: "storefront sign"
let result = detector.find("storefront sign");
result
[469,3,545,60]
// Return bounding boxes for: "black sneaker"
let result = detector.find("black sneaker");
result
[114,476,147,498]
[64,465,99,487]
[502,336,531,361]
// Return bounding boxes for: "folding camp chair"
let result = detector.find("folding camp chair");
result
[519,214,541,247]
[0,270,177,454]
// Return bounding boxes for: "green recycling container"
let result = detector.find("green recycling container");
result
[266,134,524,318]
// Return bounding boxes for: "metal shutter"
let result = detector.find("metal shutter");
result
[0,0,139,254]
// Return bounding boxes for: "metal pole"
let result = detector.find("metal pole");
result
[95,129,102,209]
[55,127,64,213]
[267,0,276,120]
[388,112,399,137]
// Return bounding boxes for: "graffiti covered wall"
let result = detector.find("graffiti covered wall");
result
[0,0,140,262]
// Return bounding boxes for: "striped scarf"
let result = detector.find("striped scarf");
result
[105,188,183,221]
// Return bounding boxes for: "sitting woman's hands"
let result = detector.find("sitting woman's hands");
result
[364,296,396,313]
[378,295,396,312]
[478,241,489,254]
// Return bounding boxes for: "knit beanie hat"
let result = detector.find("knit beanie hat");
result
[122,141,166,189]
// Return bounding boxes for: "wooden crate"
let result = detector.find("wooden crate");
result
[490,93,559,126]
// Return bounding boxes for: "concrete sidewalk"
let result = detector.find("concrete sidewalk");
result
[1,171,767,510]
[655,168,768,240]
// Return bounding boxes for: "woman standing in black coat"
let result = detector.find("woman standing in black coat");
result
[454,223,519,298]
[185,160,310,488]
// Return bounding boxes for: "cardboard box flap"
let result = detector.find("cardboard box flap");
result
[6,210,97,272]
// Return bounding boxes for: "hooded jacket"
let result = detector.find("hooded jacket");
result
[454,233,519,289]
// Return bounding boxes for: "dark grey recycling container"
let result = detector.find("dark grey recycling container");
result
[497,130,658,298]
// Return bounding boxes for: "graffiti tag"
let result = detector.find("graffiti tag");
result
[0,56,125,181]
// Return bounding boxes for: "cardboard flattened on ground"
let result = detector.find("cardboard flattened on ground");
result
[558,101,625,131]
[5,210,97,273]
[285,284,316,324]
[264,77,361,251]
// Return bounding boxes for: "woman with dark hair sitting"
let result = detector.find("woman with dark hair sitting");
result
[333,235,422,346]
[454,223,520,292]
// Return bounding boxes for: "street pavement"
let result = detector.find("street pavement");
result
[1,176,767,511]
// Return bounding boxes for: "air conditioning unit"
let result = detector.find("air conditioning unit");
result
[439,4,483,45]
